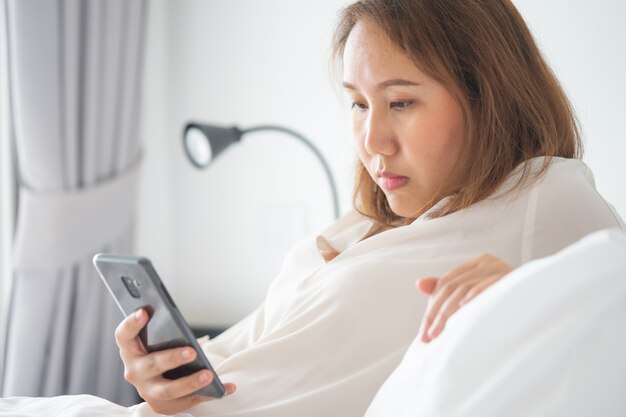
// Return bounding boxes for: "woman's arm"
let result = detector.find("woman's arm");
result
[522,160,625,262]
[416,159,625,344]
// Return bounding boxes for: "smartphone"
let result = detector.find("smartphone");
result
[92,253,226,398]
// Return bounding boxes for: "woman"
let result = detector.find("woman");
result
[113,0,622,415]
[1,0,623,416]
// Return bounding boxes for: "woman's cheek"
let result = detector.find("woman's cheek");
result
[351,121,367,152]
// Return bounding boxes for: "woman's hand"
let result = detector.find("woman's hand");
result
[115,309,236,415]
[417,253,512,343]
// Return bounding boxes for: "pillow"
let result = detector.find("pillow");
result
[364,228,626,417]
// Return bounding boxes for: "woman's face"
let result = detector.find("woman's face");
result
[342,19,466,218]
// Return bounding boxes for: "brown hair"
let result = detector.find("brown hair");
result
[332,0,582,226]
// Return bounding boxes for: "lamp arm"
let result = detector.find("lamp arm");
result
[240,125,340,219]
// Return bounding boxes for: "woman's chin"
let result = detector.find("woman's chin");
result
[387,202,417,219]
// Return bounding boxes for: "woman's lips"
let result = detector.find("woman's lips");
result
[377,170,409,191]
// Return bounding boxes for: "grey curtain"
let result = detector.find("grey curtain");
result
[1,0,148,406]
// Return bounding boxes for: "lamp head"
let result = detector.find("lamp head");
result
[183,123,243,169]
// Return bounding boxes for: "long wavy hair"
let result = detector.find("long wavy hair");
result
[332,0,582,226]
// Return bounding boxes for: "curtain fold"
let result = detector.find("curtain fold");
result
[1,0,149,406]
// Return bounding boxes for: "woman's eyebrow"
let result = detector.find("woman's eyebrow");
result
[342,79,421,90]
[378,79,420,88]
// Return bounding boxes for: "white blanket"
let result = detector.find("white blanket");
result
[364,228,626,417]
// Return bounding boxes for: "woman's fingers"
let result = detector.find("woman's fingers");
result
[144,369,215,401]
[418,265,483,341]
[436,255,482,287]
[223,383,237,396]
[427,284,474,340]
[126,346,198,382]
[417,259,481,341]
[116,310,200,381]
[418,279,462,342]
[418,254,514,343]
[459,274,502,306]
[420,278,478,343]
[115,309,149,357]
[416,277,438,295]
[147,373,237,402]
[114,310,237,415]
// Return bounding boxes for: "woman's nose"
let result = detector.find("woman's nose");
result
[364,112,398,157]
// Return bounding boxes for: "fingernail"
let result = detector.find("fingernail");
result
[134,309,144,320]
[199,372,210,383]
[181,349,192,359]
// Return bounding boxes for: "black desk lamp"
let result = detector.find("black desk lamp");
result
[183,122,340,219]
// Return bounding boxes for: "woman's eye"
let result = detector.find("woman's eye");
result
[390,100,414,109]
[351,102,368,111]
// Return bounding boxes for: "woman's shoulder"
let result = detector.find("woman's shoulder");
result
[533,156,593,188]
[505,156,591,192]
[496,156,605,203]
[528,157,612,210]
[519,156,625,259]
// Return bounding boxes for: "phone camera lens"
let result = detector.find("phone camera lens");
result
[121,276,142,299]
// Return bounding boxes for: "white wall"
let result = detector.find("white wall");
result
[136,0,626,328]
[514,0,626,221]
[136,0,353,327]
[135,0,174,304]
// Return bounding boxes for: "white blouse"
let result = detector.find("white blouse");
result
[1,157,623,417]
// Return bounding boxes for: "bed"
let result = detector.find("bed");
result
[1,228,625,416]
